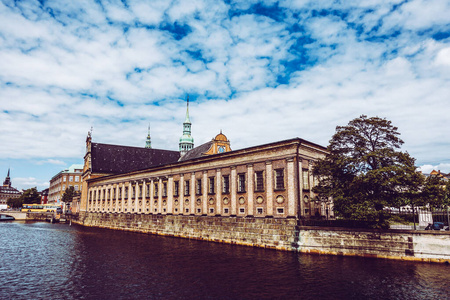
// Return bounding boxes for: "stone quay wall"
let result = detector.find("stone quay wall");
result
[297,227,450,263]
[74,212,299,251]
[74,212,450,263]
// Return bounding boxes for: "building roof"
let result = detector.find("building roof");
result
[0,185,21,195]
[67,164,84,173]
[179,141,213,162]
[91,143,180,174]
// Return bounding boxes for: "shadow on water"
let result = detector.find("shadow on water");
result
[1,222,448,300]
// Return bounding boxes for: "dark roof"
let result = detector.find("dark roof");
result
[91,143,180,174]
[179,141,213,162]
[0,186,21,195]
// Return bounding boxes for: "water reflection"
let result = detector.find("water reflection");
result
[0,222,448,299]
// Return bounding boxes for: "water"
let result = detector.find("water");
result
[0,221,449,300]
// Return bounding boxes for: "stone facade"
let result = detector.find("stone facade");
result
[80,137,329,220]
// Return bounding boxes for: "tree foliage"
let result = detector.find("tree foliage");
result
[20,187,41,204]
[62,186,76,204]
[312,115,425,228]
[7,197,23,209]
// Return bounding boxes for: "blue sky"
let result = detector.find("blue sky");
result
[1,0,449,191]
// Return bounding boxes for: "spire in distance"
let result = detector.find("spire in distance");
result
[179,95,194,155]
[145,123,152,149]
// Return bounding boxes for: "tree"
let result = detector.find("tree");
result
[312,115,423,228]
[61,186,76,204]
[7,197,23,209]
[21,187,41,204]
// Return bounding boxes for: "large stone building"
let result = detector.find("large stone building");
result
[78,101,330,220]
[0,169,21,208]
[48,164,84,204]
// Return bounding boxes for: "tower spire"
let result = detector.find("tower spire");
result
[145,123,152,149]
[3,168,11,187]
[179,95,194,155]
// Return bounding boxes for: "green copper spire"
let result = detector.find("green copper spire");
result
[145,124,152,149]
[179,95,194,155]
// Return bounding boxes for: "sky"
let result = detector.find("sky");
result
[1,0,449,191]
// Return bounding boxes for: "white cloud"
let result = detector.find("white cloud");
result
[0,0,449,190]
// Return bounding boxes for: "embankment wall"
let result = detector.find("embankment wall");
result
[73,212,450,263]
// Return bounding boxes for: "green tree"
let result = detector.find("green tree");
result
[7,197,23,209]
[312,115,423,228]
[61,186,76,204]
[21,187,41,204]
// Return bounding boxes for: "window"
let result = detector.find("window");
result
[209,177,215,194]
[275,169,284,190]
[303,170,309,189]
[139,185,142,197]
[74,185,79,191]
[255,171,264,191]
[196,179,202,195]
[125,187,128,198]
[224,208,229,214]
[112,188,116,199]
[154,183,158,197]
[184,180,190,196]
[197,208,201,213]
[277,208,284,214]
[69,176,73,182]
[209,208,215,214]
[63,185,66,190]
[63,177,66,182]
[118,187,122,199]
[75,176,79,182]
[257,208,263,214]
[222,175,230,194]
[174,181,179,196]
[132,186,135,198]
[146,184,150,197]
[162,182,167,197]
[239,208,245,214]
[238,174,246,192]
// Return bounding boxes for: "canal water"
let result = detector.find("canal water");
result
[0,222,448,300]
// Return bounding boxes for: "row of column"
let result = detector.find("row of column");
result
[87,158,298,217]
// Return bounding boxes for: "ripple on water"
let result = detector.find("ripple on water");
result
[0,222,449,300]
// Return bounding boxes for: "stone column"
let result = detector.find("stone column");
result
[127,182,132,213]
[265,161,273,216]
[135,181,140,213]
[202,171,208,214]
[298,159,304,217]
[108,185,113,213]
[247,164,254,216]
[216,168,221,215]
[142,179,147,214]
[180,175,185,214]
[231,166,237,215]
[158,178,163,214]
[286,158,296,217]
[149,179,155,214]
[190,173,195,215]
[167,176,173,214]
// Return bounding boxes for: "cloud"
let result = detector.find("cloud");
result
[13,177,49,190]
[0,0,449,190]
[35,159,66,166]
[418,164,450,174]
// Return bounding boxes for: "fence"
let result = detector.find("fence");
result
[300,207,450,230]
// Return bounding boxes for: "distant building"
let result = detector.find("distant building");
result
[0,169,21,208]
[429,170,449,182]
[40,188,49,204]
[48,164,84,204]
